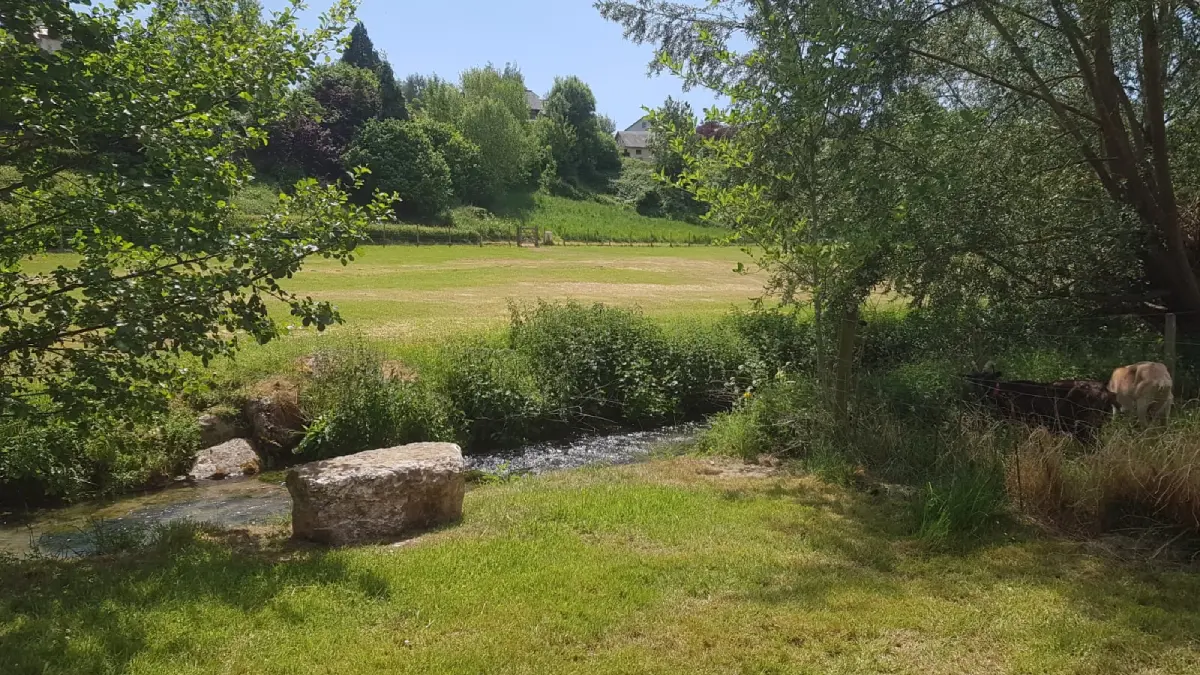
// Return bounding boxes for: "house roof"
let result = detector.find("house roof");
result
[615,131,650,149]
[624,116,652,132]
[525,89,543,112]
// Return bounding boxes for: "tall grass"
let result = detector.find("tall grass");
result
[1010,419,1200,535]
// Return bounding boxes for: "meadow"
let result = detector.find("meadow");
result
[275,244,764,341]
[21,244,762,343]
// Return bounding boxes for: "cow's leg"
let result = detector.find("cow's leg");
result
[1136,395,1152,427]
[1151,391,1173,425]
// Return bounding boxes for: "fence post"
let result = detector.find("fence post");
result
[1165,312,1177,380]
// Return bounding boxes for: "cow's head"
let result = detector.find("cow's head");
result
[962,366,1003,401]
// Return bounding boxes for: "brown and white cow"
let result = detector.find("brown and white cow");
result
[1107,361,1173,425]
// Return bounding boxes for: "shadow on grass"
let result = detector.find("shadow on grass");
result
[490,191,538,223]
[0,523,389,675]
[741,477,1200,660]
[3,468,1200,673]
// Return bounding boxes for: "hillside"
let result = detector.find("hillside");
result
[235,185,731,246]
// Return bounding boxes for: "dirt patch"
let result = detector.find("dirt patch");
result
[381,360,417,382]
[694,458,781,479]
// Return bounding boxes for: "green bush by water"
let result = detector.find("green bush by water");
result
[0,408,200,506]
[432,342,551,449]
[295,345,455,460]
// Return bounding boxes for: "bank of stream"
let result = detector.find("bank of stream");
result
[0,425,698,558]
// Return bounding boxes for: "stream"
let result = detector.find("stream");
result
[0,425,697,558]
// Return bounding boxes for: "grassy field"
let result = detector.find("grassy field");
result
[3,457,1198,674]
[510,193,728,244]
[19,244,766,391]
[278,244,763,341]
[20,245,764,344]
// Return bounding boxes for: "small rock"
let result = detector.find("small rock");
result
[189,439,261,481]
[198,413,239,447]
[287,442,465,546]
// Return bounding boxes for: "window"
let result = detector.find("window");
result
[635,148,642,155]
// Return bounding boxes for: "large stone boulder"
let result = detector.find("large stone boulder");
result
[188,439,261,481]
[286,443,465,546]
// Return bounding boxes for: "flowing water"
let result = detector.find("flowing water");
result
[0,425,697,558]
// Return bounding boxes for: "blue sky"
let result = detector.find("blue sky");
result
[268,0,724,129]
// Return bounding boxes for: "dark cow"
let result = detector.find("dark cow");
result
[964,371,1117,444]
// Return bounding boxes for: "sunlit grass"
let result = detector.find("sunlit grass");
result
[2,457,1198,674]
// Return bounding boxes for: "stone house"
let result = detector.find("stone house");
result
[615,116,653,161]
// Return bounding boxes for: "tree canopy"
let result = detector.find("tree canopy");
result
[598,0,1200,333]
[340,20,406,120]
[542,76,621,185]
[0,0,392,418]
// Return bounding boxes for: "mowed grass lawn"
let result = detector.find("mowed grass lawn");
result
[21,245,763,345]
[280,244,764,341]
[3,457,1199,674]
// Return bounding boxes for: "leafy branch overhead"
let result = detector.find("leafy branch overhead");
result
[0,0,394,418]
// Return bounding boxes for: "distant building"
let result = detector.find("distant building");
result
[525,89,544,120]
[615,116,653,160]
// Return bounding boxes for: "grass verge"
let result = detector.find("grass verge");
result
[2,457,1198,674]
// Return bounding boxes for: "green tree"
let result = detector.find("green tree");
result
[302,62,382,144]
[344,119,453,218]
[599,0,1200,332]
[401,73,430,104]
[648,97,696,182]
[460,64,530,122]
[415,76,465,124]
[409,117,486,204]
[341,21,379,70]
[544,75,621,184]
[340,21,406,120]
[458,97,531,203]
[532,115,578,181]
[646,97,704,221]
[598,0,913,375]
[545,76,597,130]
[0,0,392,418]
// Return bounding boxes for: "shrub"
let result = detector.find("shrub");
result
[728,307,814,376]
[698,377,835,458]
[432,343,550,450]
[0,408,200,505]
[509,302,676,427]
[663,324,746,415]
[344,119,454,218]
[296,345,454,460]
[409,117,487,205]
